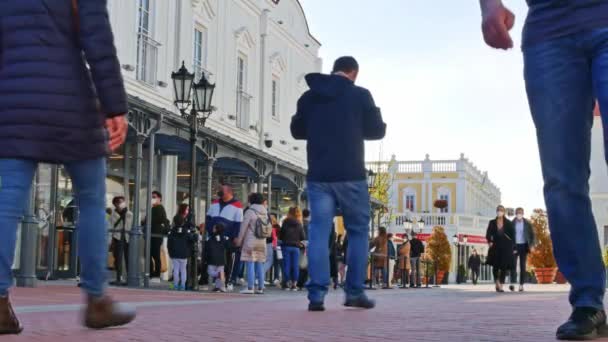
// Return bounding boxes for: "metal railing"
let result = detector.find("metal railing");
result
[236,90,252,130]
[136,33,161,86]
[392,212,492,231]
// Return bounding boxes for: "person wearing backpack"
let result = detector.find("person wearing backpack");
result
[235,193,271,294]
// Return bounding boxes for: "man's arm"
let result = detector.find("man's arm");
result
[290,96,308,140]
[362,90,386,140]
[479,0,515,50]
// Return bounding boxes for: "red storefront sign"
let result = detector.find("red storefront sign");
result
[395,233,487,244]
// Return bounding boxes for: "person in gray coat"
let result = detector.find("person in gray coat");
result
[511,207,536,292]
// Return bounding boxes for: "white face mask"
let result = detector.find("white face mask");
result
[497,211,505,218]
[516,214,523,220]
[152,198,158,205]
[118,202,127,210]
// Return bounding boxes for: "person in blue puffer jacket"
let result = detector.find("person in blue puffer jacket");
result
[0,0,134,334]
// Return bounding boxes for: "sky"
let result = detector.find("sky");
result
[299,0,545,212]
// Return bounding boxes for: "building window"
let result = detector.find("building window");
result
[136,0,159,86]
[439,194,449,213]
[193,27,206,80]
[236,54,251,130]
[405,194,415,212]
[271,77,280,120]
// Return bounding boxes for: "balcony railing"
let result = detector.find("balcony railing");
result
[136,33,161,86]
[236,90,253,130]
[392,212,492,232]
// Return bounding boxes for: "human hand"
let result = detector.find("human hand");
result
[480,0,515,50]
[106,115,128,151]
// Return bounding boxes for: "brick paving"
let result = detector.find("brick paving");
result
[2,283,606,342]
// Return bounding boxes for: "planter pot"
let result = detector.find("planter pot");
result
[436,270,446,284]
[555,271,567,284]
[534,267,557,284]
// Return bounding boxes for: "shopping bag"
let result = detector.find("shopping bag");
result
[160,247,168,273]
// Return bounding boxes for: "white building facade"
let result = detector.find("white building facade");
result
[18,0,323,282]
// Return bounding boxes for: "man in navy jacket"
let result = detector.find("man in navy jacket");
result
[291,56,386,312]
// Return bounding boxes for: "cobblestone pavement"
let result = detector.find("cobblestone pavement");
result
[2,283,605,342]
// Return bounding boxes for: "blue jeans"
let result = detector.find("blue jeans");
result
[524,28,608,310]
[0,158,107,297]
[306,180,370,304]
[282,246,300,283]
[246,261,264,290]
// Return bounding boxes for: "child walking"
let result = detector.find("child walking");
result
[206,224,230,292]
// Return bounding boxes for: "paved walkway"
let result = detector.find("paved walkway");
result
[3,283,606,341]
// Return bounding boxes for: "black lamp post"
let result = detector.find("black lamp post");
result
[172,61,215,290]
[452,234,461,284]
[367,169,377,237]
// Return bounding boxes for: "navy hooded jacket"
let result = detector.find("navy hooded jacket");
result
[0,0,127,163]
[290,73,386,182]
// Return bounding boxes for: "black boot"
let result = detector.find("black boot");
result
[344,294,375,309]
[556,307,607,340]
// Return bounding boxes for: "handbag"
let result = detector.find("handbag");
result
[107,251,115,270]
[160,246,169,274]
[299,249,308,269]
[276,246,283,260]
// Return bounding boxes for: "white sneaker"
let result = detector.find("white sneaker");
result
[240,289,255,294]
[238,278,246,286]
[273,279,281,287]
[255,288,265,294]
[227,284,234,292]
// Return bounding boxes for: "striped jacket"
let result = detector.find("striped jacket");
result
[205,199,243,239]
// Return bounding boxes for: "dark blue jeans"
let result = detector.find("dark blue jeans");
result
[282,246,300,283]
[0,158,108,297]
[306,180,370,304]
[524,28,608,310]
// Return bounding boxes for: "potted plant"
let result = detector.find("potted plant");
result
[434,199,448,210]
[528,209,557,284]
[426,226,452,284]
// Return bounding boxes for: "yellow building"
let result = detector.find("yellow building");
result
[367,154,502,283]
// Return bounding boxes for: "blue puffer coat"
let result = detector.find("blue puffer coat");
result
[0,0,127,163]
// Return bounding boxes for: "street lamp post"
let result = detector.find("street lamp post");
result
[452,234,461,284]
[367,169,377,237]
[172,62,215,291]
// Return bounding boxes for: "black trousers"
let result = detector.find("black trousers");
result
[493,267,508,284]
[112,238,129,279]
[471,268,479,285]
[512,244,529,285]
[150,237,163,278]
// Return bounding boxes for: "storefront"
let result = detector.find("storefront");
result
[15,97,307,283]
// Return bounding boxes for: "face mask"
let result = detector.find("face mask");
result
[152,198,158,205]
[516,214,523,220]
[497,211,505,218]
[217,191,224,199]
[118,202,127,210]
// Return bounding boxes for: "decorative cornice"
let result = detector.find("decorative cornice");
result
[269,52,287,73]
[234,26,256,49]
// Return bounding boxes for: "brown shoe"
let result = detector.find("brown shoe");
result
[83,296,136,330]
[0,296,23,335]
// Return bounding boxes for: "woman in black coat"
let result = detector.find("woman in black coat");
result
[486,205,515,292]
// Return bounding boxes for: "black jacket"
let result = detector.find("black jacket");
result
[150,205,170,235]
[167,226,197,259]
[280,218,306,247]
[468,255,481,271]
[410,238,425,258]
[486,218,516,270]
[205,234,230,266]
[291,73,386,182]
